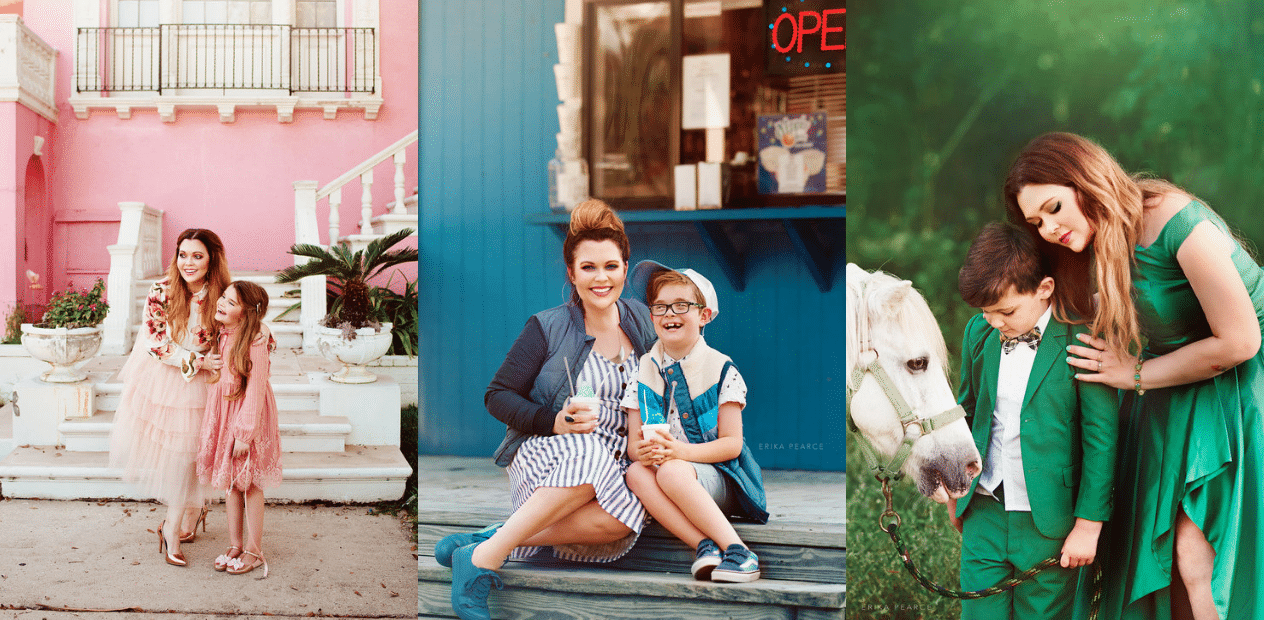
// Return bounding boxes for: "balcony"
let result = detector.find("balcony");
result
[0,15,58,122]
[69,24,382,123]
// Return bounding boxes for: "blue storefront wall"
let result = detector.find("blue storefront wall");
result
[419,0,844,470]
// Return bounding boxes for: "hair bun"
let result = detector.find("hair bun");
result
[568,199,625,237]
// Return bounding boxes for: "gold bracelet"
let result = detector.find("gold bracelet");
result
[1134,360,1146,395]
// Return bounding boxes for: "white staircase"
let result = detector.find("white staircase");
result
[293,130,418,352]
[126,271,305,350]
[1,269,411,503]
[3,130,420,502]
[0,346,412,502]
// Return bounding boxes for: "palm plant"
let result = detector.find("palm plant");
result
[276,228,418,331]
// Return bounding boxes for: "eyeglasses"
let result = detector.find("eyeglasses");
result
[648,302,704,316]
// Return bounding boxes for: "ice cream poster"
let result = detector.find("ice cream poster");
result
[758,113,827,194]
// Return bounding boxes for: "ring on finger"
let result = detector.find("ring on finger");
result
[1097,360,1102,372]
[564,415,575,423]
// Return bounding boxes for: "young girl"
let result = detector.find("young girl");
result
[196,280,282,577]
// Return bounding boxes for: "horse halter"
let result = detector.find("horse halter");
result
[846,277,967,483]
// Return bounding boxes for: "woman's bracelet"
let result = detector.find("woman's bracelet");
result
[1134,360,1146,395]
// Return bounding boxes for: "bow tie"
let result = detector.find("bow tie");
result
[1001,326,1042,354]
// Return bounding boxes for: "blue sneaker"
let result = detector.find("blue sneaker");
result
[435,522,503,568]
[711,544,761,583]
[690,538,722,580]
[449,544,503,620]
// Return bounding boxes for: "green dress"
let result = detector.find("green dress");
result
[1096,201,1264,619]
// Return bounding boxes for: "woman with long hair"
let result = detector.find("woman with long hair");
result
[109,228,232,566]
[435,200,657,619]
[1004,132,1264,619]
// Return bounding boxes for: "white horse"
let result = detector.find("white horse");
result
[847,263,981,504]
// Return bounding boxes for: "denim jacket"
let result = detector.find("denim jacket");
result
[636,338,769,524]
[486,299,656,467]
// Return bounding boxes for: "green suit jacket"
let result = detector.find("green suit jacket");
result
[953,312,1119,539]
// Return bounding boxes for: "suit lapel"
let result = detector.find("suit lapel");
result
[976,329,1002,447]
[1021,319,1066,412]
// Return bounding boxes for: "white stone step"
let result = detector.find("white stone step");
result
[59,410,352,453]
[124,267,304,352]
[134,272,295,297]
[269,323,304,349]
[122,320,303,353]
[0,403,13,462]
[88,377,321,414]
[0,445,412,502]
[128,299,300,325]
[372,192,419,237]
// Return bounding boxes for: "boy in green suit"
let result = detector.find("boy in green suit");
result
[947,223,1119,619]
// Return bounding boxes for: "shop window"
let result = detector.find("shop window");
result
[583,0,844,209]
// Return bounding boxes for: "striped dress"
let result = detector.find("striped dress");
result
[507,349,647,562]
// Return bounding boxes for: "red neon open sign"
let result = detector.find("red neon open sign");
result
[766,1,844,76]
[771,8,845,54]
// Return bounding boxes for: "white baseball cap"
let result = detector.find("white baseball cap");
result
[629,260,719,321]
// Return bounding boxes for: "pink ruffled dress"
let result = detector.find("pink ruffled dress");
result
[108,279,215,508]
[196,326,282,491]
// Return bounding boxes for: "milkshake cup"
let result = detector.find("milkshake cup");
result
[641,423,671,441]
[570,395,600,415]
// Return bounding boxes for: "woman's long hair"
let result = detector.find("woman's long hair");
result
[210,281,269,401]
[1003,132,1187,357]
[163,228,232,345]
[563,199,630,306]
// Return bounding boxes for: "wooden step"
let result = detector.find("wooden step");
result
[419,502,844,585]
[418,556,844,620]
[0,445,411,502]
[59,410,352,453]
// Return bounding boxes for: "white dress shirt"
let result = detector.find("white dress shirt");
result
[977,305,1052,512]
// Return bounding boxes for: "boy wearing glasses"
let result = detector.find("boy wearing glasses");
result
[620,261,769,583]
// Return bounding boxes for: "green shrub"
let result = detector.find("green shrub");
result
[2,305,27,344]
[38,279,110,329]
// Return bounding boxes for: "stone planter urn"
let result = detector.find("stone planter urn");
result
[20,324,104,383]
[314,322,394,384]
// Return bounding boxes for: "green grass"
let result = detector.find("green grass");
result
[369,404,418,542]
[847,435,963,620]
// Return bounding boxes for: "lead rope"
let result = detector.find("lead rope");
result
[851,275,1102,616]
[877,463,1103,615]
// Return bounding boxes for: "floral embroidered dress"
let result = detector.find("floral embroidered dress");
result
[196,325,282,491]
[108,279,215,509]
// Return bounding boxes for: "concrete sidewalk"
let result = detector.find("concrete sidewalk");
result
[0,498,416,617]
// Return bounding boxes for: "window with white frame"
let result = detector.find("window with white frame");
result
[297,0,337,27]
[182,0,273,24]
[116,0,160,27]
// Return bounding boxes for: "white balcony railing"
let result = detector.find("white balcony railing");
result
[0,15,58,122]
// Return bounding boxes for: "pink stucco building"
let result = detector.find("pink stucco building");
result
[0,1,417,502]
[1,0,417,342]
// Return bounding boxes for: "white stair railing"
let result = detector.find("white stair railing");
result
[103,202,164,355]
[292,130,417,352]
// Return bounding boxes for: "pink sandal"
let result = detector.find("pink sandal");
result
[214,546,242,571]
[226,550,268,577]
